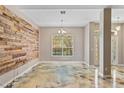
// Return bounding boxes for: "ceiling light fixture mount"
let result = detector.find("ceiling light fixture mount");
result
[60,10,66,14]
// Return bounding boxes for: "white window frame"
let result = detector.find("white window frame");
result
[51,33,74,57]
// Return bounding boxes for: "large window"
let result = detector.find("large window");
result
[52,34,73,56]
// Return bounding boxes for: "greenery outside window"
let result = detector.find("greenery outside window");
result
[52,34,73,56]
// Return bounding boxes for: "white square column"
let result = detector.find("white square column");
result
[99,8,111,78]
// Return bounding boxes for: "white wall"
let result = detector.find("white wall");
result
[84,24,90,65]
[39,27,85,61]
[84,22,99,66]
[118,23,124,65]
[86,22,124,66]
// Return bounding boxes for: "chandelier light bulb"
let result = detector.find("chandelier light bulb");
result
[114,31,118,36]
[115,26,120,31]
[61,29,66,34]
[58,30,61,34]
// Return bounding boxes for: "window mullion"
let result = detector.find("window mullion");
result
[62,35,63,56]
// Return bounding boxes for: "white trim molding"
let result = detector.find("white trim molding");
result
[0,58,40,88]
[39,61,85,64]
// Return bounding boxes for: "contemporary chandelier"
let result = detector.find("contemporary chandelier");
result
[112,16,121,36]
[58,19,67,34]
[115,16,121,31]
[58,10,67,34]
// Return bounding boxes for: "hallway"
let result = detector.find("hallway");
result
[6,63,124,88]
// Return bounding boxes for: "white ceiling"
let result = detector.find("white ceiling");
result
[6,5,124,27]
[19,9,101,27]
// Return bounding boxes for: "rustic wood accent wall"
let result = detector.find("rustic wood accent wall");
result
[0,6,39,75]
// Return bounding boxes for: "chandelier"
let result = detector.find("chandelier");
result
[58,19,67,34]
[115,16,121,31]
[58,10,67,34]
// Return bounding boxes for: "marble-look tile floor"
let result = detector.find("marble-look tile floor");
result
[6,63,124,88]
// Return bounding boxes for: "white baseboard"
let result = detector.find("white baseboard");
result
[0,58,40,88]
[39,61,85,64]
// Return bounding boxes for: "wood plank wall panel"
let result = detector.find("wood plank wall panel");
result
[0,5,39,75]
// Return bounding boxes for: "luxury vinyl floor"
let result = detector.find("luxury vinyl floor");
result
[6,63,124,88]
